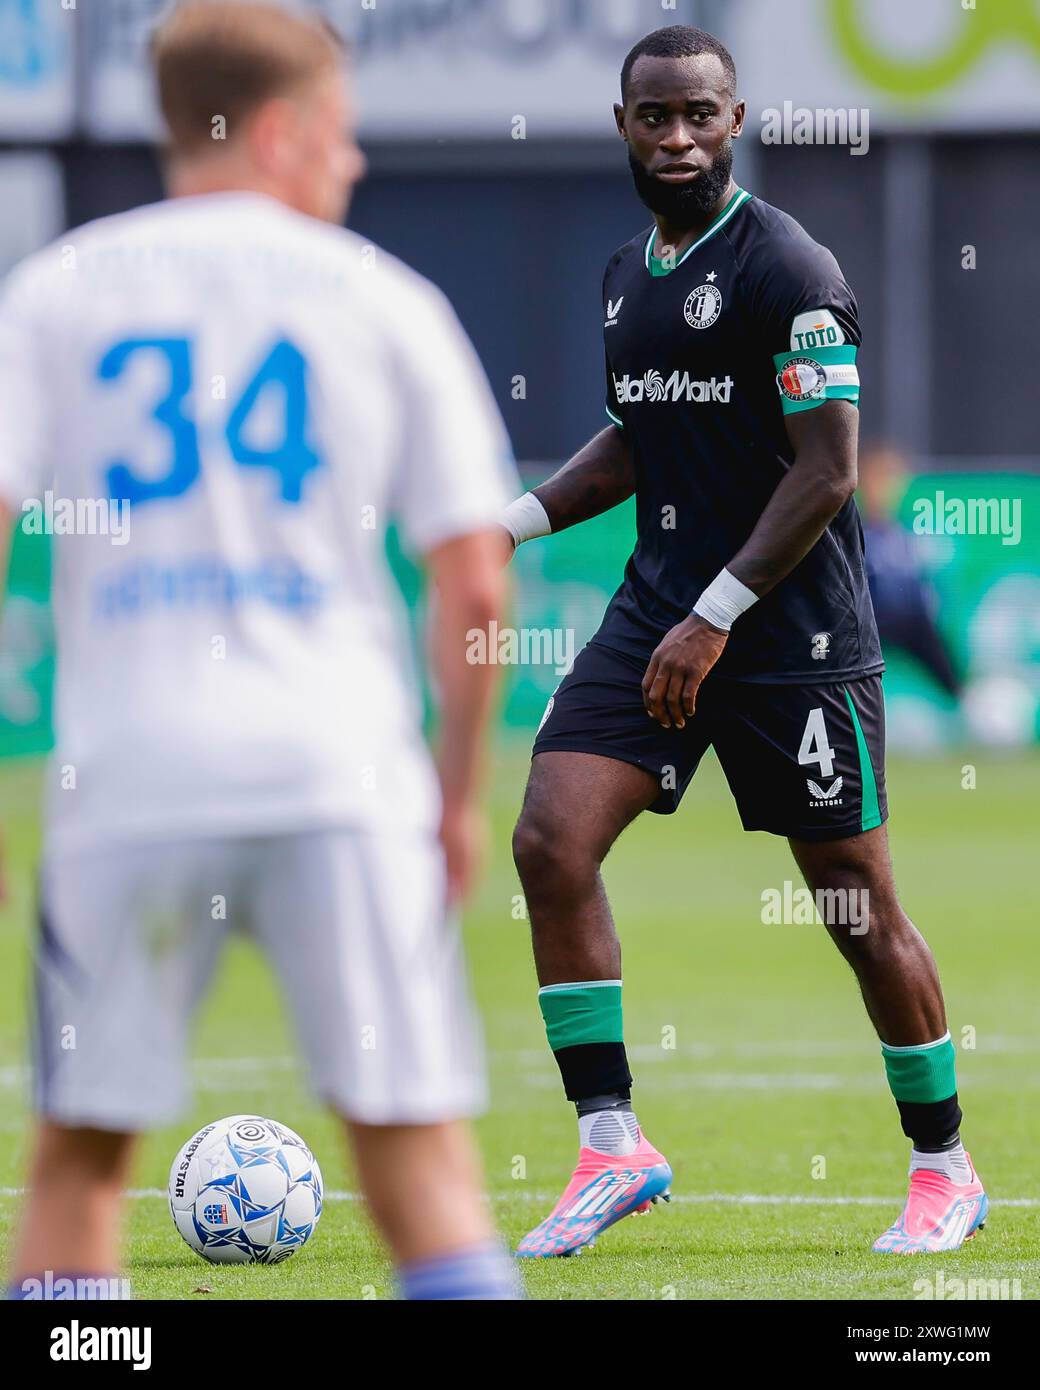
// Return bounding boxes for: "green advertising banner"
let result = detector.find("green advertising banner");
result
[0,525,52,758]
[499,470,1040,746]
[1,473,1037,758]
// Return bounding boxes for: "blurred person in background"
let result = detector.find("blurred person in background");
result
[0,1,518,1301]
[858,444,961,699]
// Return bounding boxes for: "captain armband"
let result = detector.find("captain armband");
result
[772,345,859,416]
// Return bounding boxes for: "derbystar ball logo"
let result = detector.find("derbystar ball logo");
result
[613,370,733,405]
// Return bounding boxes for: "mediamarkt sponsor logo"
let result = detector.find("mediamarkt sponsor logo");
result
[614,370,733,404]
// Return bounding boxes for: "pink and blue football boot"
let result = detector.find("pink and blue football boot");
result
[517,1135,672,1258]
[872,1153,988,1253]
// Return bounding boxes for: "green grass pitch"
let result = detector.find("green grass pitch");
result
[1,747,1037,1300]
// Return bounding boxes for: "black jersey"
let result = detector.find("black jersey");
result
[600,187,882,683]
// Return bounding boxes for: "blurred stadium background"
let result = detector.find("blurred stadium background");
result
[0,0,1038,1298]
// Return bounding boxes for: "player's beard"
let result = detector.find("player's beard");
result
[627,141,734,228]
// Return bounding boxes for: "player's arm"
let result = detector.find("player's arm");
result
[643,400,858,730]
[425,527,511,905]
[500,423,635,552]
[726,400,858,593]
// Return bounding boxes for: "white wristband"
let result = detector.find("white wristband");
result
[501,491,551,546]
[692,567,759,633]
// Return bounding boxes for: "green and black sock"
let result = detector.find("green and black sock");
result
[881,1031,971,1183]
[539,980,639,1155]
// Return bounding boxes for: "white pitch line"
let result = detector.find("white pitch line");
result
[2,1188,1039,1207]
[665,1193,1040,1208]
[0,1187,363,1202]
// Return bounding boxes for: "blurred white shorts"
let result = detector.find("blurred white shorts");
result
[33,830,486,1130]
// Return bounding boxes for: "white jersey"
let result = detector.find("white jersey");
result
[0,192,516,850]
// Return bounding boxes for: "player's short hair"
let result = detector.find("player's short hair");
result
[620,25,737,103]
[151,1,345,156]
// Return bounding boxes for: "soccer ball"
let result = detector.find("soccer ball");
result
[168,1114,323,1264]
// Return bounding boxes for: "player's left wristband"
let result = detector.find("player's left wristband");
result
[692,568,758,633]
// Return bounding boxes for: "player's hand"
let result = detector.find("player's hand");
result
[642,614,728,729]
[438,797,489,906]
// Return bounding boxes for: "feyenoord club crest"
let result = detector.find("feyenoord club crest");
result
[684,283,722,329]
[778,356,827,402]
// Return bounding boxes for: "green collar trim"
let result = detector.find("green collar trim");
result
[644,186,752,275]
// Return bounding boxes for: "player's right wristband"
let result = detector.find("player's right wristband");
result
[501,492,551,546]
[692,568,758,633]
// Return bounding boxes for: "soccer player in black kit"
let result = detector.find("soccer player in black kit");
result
[501,27,988,1259]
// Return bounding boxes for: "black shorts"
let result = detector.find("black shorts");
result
[532,641,888,842]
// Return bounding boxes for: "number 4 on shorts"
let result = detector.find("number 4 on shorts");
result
[797,706,835,779]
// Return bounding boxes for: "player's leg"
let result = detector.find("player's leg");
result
[8,1125,136,1295]
[712,671,985,1252]
[513,748,658,982]
[344,1121,513,1301]
[7,841,232,1298]
[788,825,947,1043]
[511,733,690,1256]
[346,1120,490,1259]
[790,827,987,1254]
[513,748,655,1163]
[249,829,518,1299]
[512,753,673,1259]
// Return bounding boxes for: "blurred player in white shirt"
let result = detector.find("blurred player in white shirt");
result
[1,2,519,1300]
